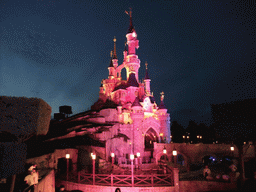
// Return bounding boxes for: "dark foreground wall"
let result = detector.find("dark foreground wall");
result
[179,180,237,192]
[0,142,27,178]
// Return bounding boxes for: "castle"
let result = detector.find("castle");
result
[89,10,171,163]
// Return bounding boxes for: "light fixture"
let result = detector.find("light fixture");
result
[136,152,140,157]
[111,152,115,158]
[92,154,96,160]
[66,154,70,159]
[230,146,234,151]
[172,149,177,156]
[130,154,134,160]
[163,146,167,154]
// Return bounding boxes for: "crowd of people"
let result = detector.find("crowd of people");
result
[203,161,240,182]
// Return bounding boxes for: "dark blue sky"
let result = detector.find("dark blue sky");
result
[0,0,255,127]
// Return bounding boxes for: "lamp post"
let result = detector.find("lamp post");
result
[172,149,177,166]
[136,152,140,169]
[130,154,134,187]
[91,154,96,185]
[111,152,115,169]
[230,145,234,158]
[163,146,167,163]
[66,154,70,181]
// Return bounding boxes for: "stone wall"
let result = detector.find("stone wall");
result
[58,181,176,192]
[26,148,78,172]
[37,170,55,192]
[179,181,237,192]
[0,96,51,136]
[154,143,255,167]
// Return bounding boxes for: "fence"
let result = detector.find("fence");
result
[77,172,174,187]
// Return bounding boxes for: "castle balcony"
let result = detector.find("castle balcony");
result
[56,164,179,191]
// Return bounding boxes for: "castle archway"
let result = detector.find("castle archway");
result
[144,128,159,150]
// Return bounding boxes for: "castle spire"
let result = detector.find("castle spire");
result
[159,91,167,109]
[113,36,117,59]
[145,61,150,80]
[126,8,135,34]
[144,61,151,96]
[109,51,114,67]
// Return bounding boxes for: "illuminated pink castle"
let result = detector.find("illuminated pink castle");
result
[90,10,171,163]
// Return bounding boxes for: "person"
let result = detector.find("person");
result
[222,173,230,181]
[24,167,39,192]
[203,165,211,180]
[31,168,39,188]
[24,171,35,192]
[58,185,65,192]
[28,164,36,172]
[115,188,121,192]
[229,162,237,172]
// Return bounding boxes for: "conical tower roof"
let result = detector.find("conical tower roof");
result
[158,100,167,109]
[132,97,142,107]
[127,73,139,87]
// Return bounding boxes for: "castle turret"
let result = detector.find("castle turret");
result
[144,62,151,96]
[108,55,115,77]
[158,92,171,143]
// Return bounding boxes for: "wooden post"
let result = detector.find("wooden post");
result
[78,171,80,183]
[131,160,134,187]
[151,173,153,187]
[111,174,113,186]
[93,159,95,185]
[66,158,69,181]
[173,167,179,192]
[9,174,16,192]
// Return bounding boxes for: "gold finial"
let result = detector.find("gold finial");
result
[160,91,165,101]
[113,36,116,43]
[125,8,132,18]
[145,61,148,69]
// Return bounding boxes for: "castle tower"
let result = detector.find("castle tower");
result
[125,9,140,82]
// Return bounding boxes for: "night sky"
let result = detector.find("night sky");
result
[0,0,255,127]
